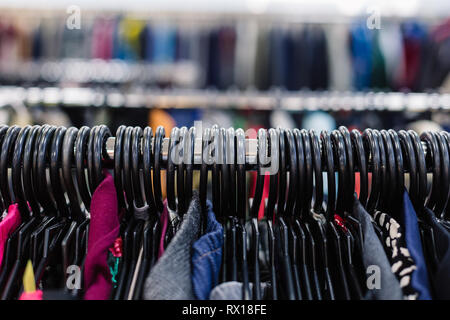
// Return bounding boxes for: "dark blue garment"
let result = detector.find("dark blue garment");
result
[350,21,373,90]
[402,191,432,300]
[422,208,450,299]
[191,201,223,300]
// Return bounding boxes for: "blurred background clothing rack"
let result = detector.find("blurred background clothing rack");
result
[1,87,450,112]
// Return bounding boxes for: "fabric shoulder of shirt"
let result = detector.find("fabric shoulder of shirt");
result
[143,191,201,300]
[209,281,268,300]
[373,211,419,300]
[84,171,120,300]
[0,203,22,270]
[423,207,450,299]
[191,201,223,300]
[352,198,403,300]
[402,191,432,300]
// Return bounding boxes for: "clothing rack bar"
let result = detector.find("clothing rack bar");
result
[2,86,450,111]
[102,135,431,172]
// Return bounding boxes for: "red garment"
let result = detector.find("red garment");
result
[334,214,348,233]
[19,290,43,300]
[84,171,120,300]
[0,204,21,270]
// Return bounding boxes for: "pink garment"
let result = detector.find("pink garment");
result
[0,204,21,269]
[19,290,43,300]
[84,171,120,300]
[158,200,169,259]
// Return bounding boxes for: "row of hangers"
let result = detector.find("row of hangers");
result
[0,124,447,299]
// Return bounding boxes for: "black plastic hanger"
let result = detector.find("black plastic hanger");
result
[301,129,313,217]
[200,128,211,233]
[299,129,322,300]
[62,127,88,275]
[93,125,112,190]
[373,130,388,213]
[50,127,68,218]
[440,131,450,219]
[274,128,296,300]
[322,130,349,300]
[0,125,9,213]
[184,127,195,211]
[292,128,313,300]
[321,130,335,221]
[211,125,221,219]
[153,126,165,214]
[408,130,426,209]
[142,126,156,213]
[285,129,303,300]
[249,129,266,300]
[122,126,134,211]
[0,126,21,209]
[351,129,368,207]
[293,129,306,219]
[389,130,405,207]
[223,127,235,282]
[131,126,146,211]
[339,126,355,213]
[114,125,127,211]
[114,126,136,300]
[235,128,250,300]
[166,127,178,212]
[135,127,159,299]
[433,131,449,217]
[331,130,347,216]
[123,127,146,299]
[75,126,92,212]
[265,128,278,300]
[399,130,419,211]
[87,126,98,194]
[23,126,43,216]
[363,129,380,214]
[11,126,31,217]
[379,130,396,212]
[309,129,334,300]
[177,127,187,215]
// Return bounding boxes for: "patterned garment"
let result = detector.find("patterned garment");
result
[373,211,419,300]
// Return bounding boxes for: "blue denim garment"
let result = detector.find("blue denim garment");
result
[402,191,432,300]
[191,201,223,300]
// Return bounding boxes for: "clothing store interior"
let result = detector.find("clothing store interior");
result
[0,0,448,301]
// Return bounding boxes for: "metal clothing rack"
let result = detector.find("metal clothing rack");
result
[1,86,450,112]
[101,129,431,172]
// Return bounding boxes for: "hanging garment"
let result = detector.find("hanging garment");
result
[0,204,21,270]
[325,24,352,91]
[143,191,201,300]
[378,23,405,90]
[18,260,43,300]
[191,200,223,300]
[402,191,432,300]
[422,208,450,299]
[353,198,403,300]
[209,281,269,300]
[350,21,373,90]
[84,171,120,300]
[373,211,419,299]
